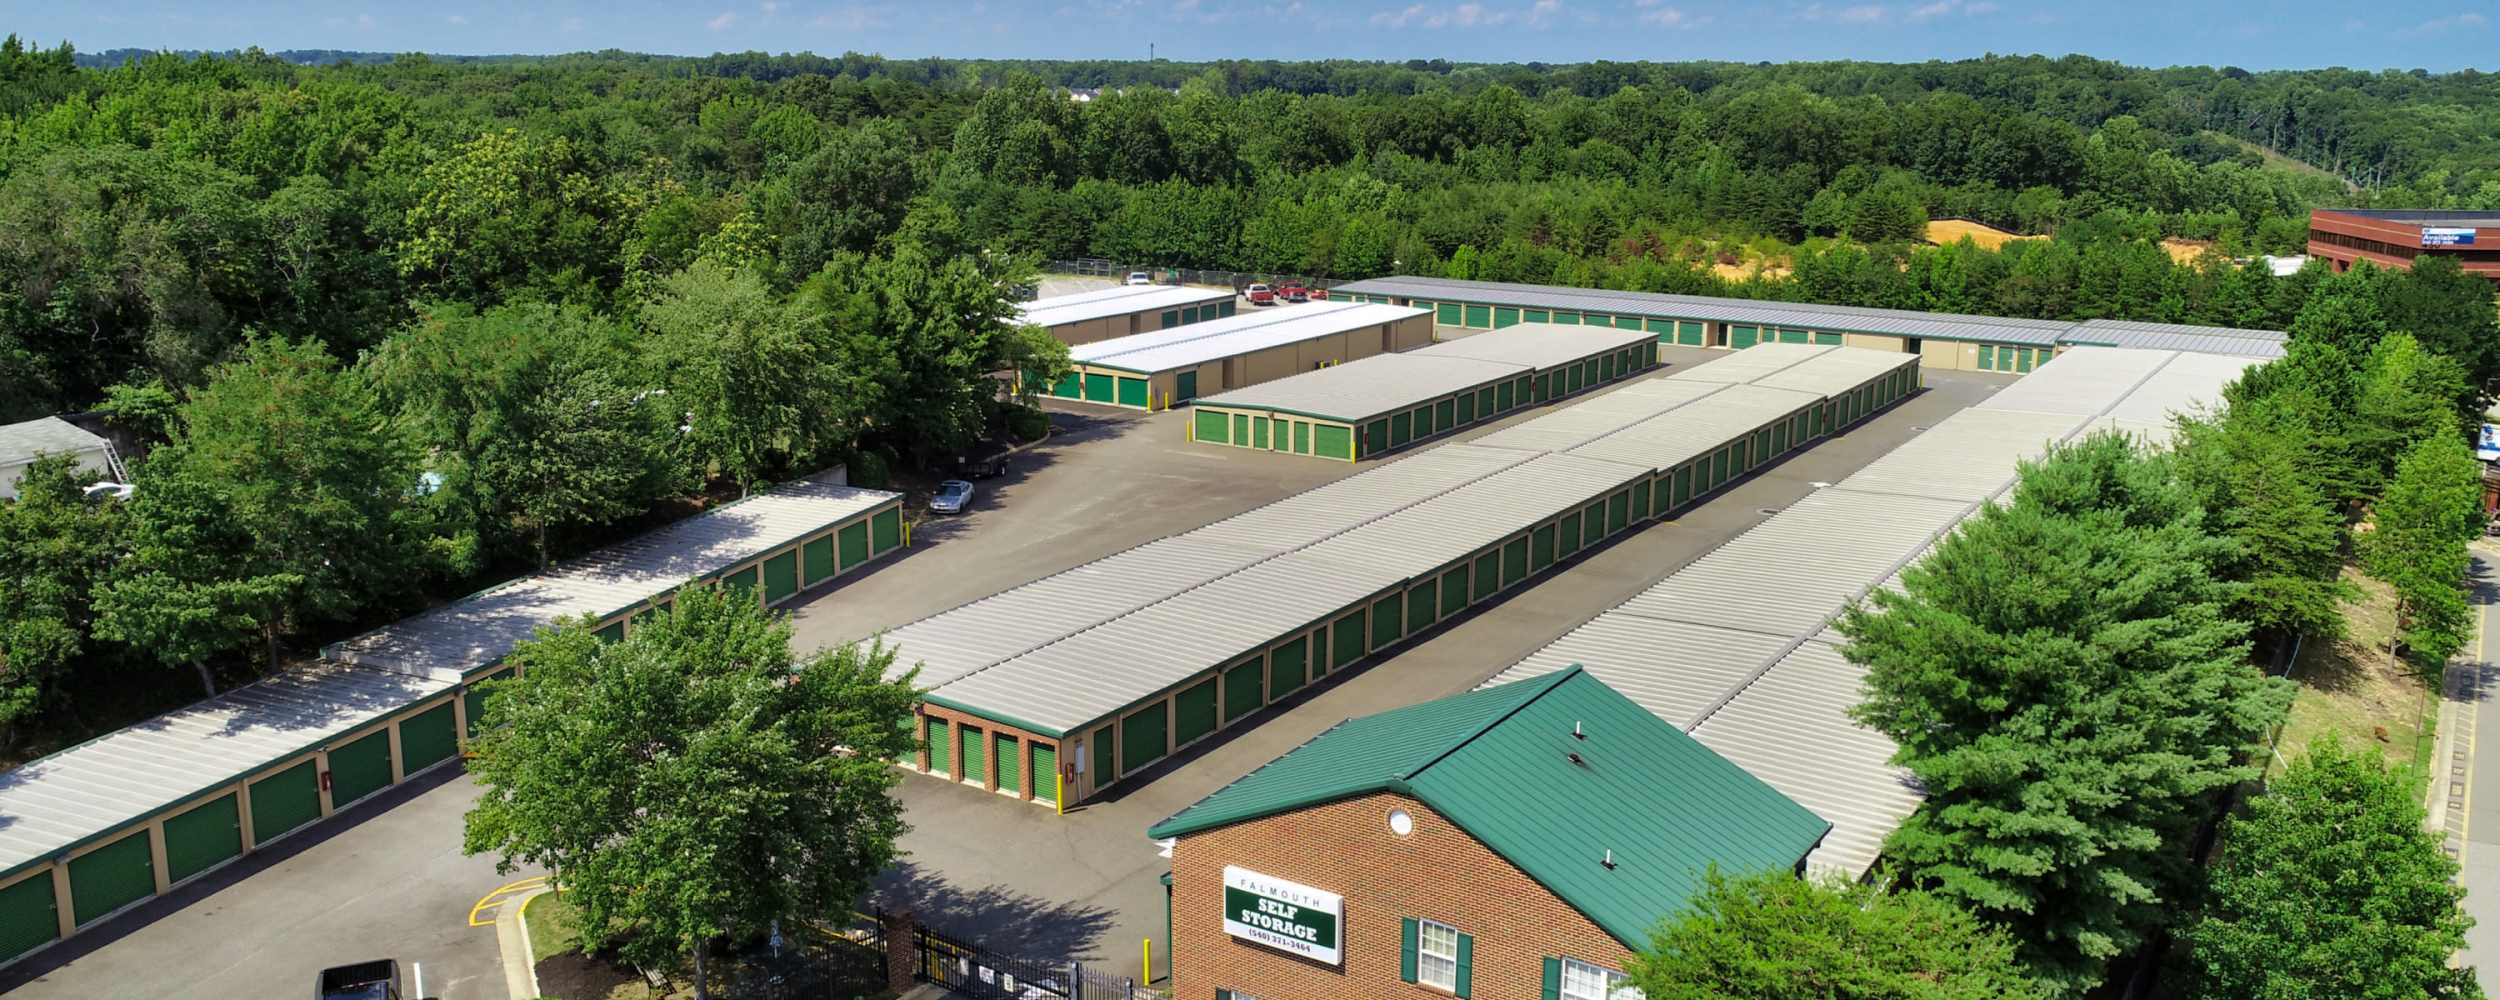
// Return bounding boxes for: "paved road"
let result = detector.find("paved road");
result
[2457,549,2500,987]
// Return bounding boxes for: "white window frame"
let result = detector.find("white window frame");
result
[1559,957,1640,1000]
[1416,918,1461,992]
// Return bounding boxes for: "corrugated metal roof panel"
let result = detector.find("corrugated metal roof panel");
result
[1469,380,1731,454]
[1565,385,1820,474]
[1018,285,1234,328]
[0,416,108,463]
[1975,346,2175,418]
[1411,322,1657,369]
[1306,453,1648,579]
[327,477,898,680]
[1825,408,2081,503]
[1076,303,1430,375]
[0,661,454,876]
[1613,489,1975,641]
[1658,343,1834,384]
[2063,318,2287,359]
[1691,640,1921,880]
[1193,352,1526,423]
[1486,619,1797,728]
[1187,444,1533,551]
[2097,351,2258,430]
[1336,276,2072,345]
[1751,348,1921,397]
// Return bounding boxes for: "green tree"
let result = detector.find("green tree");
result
[2354,332,2473,485]
[1843,433,2291,994]
[762,119,922,283]
[1627,870,2048,1000]
[396,129,623,304]
[2362,432,2483,667]
[92,462,298,695]
[2172,400,2355,640]
[641,262,837,494]
[2380,254,2499,409]
[461,585,921,1000]
[2185,737,2483,1000]
[0,454,124,737]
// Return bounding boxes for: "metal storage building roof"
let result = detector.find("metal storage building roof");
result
[1824,408,2081,503]
[1410,322,1657,368]
[327,477,898,681]
[1564,385,1821,474]
[1610,489,1976,641]
[1073,302,1430,375]
[1303,453,1649,580]
[1017,285,1234,328]
[1490,617,1795,728]
[0,660,454,877]
[2092,351,2259,442]
[1656,342,1837,384]
[2061,319,2287,359]
[1191,353,1525,423]
[0,416,111,468]
[1751,348,1921,397]
[1147,668,1831,947]
[1336,276,2072,345]
[1976,346,2179,418]
[1690,641,1922,881]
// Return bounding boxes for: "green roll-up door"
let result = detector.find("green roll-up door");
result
[0,874,58,963]
[1030,743,1058,803]
[1502,538,1528,587]
[163,794,242,884]
[1731,325,1758,349]
[1476,387,1494,417]
[1680,321,1705,345]
[1252,417,1270,450]
[1117,378,1148,408]
[1233,413,1250,445]
[1815,330,1843,345]
[1196,409,1230,444]
[1566,364,1585,394]
[1553,310,1580,325]
[1293,421,1310,454]
[1176,678,1220,744]
[67,831,154,926]
[1493,306,1520,328]
[1120,704,1167,774]
[1632,479,1654,520]
[926,717,951,774]
[1317,424,1353,461]
[1557,512,1583,558]
[465,669,512,737]
[1413,405,1434,438]
[1712,448,1730,486]
[1083,373,1115,402]
[1093,725,1116,782]
[1224,659,1265,722]
[1371,597,1404,650]
[1434,399,1455,431]
[871,508,900,552]
[1364,420,1388,456]
[1176,370,1198,401]
[328,729,393,807]
[1615,315,1643,331]
[1531,525,1555,571]
[1160,309,1181,327]
[958,723,987,784]
[398,701,459,774]
[1584,314,1609,328]
[994,733,1022,793]
[593,621,624,643]
[803,535,836,585]
[1473,552,1500,602]
[1270,638,1308,698]
[1463,304,1491,328]
[839,521,869,568]
[762,551,798,604]
[721,567,758,602]
[1407,579,1438,630]
[1390,411,1412,447]
[1051,372,1083,398]
[1525,308,1551,323]
[1436,302,1461,325]
[1608,492,1630,534]
[1601,354,1617,381]
[2017,346,2036,373]
[1330,610,1367,670]
[1647,317,1673,340]
[1440,566,1468,617]
[1219,300,1236,317]
[1183,305,1201,324]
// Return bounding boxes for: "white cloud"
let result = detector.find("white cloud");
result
[445,13,469,25]
[1908,1,1952,19]
[561,15,585,32]
[760,0,782,12]
[1366,0,1563,29]
[707,10,737,30]
[811,4,892,30]
[1800,3,1888,22]
[1906,0,1995,19]
[2397,11,2487,36]
[1636,2,1706,29]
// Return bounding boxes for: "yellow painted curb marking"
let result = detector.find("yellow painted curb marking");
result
[468,876,548,927]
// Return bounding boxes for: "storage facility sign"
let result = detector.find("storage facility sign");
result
[2479,423,2499,462]
[2424,227,2478,247]
[1221,865,1343,964]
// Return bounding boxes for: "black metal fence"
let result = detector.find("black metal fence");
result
[1045,257,1349,294]
[912,921,1142,1000]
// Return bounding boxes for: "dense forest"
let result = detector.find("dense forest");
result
[1,39,2494,759]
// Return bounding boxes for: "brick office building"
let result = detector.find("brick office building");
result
[2308,209,2500,282]
[1146,667,1829,1000]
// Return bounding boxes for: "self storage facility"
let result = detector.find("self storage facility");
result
[0,474,903,967]
[1187,322,1658,461]
[1019,284,1238,346]
[1333,275,2287,372]
[881,344,1919,810]
[1483,346,2262,879]
[1045,302,1434,410]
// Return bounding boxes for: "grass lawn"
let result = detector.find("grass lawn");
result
[524,890,584,962]
[2273,567,2442,783]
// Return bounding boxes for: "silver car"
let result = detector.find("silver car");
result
[930,479,975,514]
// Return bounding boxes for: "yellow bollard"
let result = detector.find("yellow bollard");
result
[1143,937,1152,985]
[1055,770,1065,816]
[903,520,912,547]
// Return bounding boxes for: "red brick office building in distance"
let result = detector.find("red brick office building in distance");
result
[2309,209,2500,281]
[1148,668,1829,1000]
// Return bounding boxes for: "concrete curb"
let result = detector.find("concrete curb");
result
[496,886,552,1000]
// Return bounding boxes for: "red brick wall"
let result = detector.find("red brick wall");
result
[1169,791,1633,1000]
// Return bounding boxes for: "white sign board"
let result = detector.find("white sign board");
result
[1221,865,1343,965]
[2480,423,2500,462]
[2424,227,2479,247]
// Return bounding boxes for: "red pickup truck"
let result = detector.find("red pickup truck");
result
[1275,282,1312,303]
[1245,283,1276,305]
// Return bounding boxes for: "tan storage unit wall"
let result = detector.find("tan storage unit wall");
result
[1844,333,1905,353]
[1921,338,1974,371]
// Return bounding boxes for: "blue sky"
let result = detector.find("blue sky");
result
[10,1,2494,71]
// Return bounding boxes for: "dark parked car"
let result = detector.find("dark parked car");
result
[317,960,404,1000]
[954,451,1011,479]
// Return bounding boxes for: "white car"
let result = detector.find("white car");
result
[1124,272,1154,286]
[929,479,975,514]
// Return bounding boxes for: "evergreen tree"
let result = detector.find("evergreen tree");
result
[2363,432,2483,667]
[2173,401,2355,640]
[1628,871,2048,1000]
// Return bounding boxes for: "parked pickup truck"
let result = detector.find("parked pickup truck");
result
[1275,282,1312,303]
[1244,283,1276,305]
[318,960,410,1000]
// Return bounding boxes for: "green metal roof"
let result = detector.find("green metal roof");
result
[1147,667,1830,945]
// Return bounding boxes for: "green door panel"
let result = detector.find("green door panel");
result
[1525,308,1551,323]
[1493,306,1520,327]
[1463,304,1491,327]
[994,733,1022,793]
[1294,421,1310,454]
[1473,553,1500,602]
[1093,725,1116,781]
[1679,321,1705,346]
[762,551,798,604]
[1371,597,1404,650]
[839,521,870,568]
[1363,420,1388,456]
[163,794,242,884]
[0,874,58,963]
[327,729,393,808]
[592,621,624,643]
[926,717,951,774]
[1557,512,1583,558]
[1407,579,1439,630]
[1730,325,1758,349]
[1436,302,1461,325]
[1030,742,1058,802]
[1502,538,1529,586]
[1496,381,1515,411]
[1531,524,1555,571]
[67,831,154,926]
[1160,309,1180,327]
[958,724,987,784]
[1176,370,1198,401]
[465,669,513,738]
[803,536,836,585]
[1120,704,1168,774]
[1434,399,1455,432]
[1476,387,1493,418]
[1233,413,1250,445]
[1608,492,1630,534]
[1051,372,1082,398]
[1252,417,1270,450]
[1390,411,1412,447]
[1616,315,1644,331]
[1330,610,1367,670]
[1316,424,1353,460]
[1196,409,1230,444]
[1176,678,1220,744]
[1084,372,1116,402]
[1224,659,1265,722]
[1632,480,1654,520]
[1440,567,1469,617]
[397,701,459,774]
[1269,638,1308,698]
[871,508,900,552]
[1117,377,1148,408]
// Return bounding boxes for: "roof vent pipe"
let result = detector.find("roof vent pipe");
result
[1567,751,1586,767]
[1601,849,1617,870]
[1573,721,1586,740]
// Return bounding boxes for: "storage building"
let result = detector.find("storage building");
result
[0,416,123,500]
[1149,667,1827,1000]
[1018,285,1239,346]
[1045,302,1434,410]
[1187,322,1658,461]
[1332,275,2288,373]
[0,474,903,967]
[1483,346,2262,879]
[882,345,1919,810]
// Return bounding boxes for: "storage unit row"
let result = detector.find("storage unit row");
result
[1044,302,1434,411]
[0,475,905,967]
[1018,285,1238,347]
